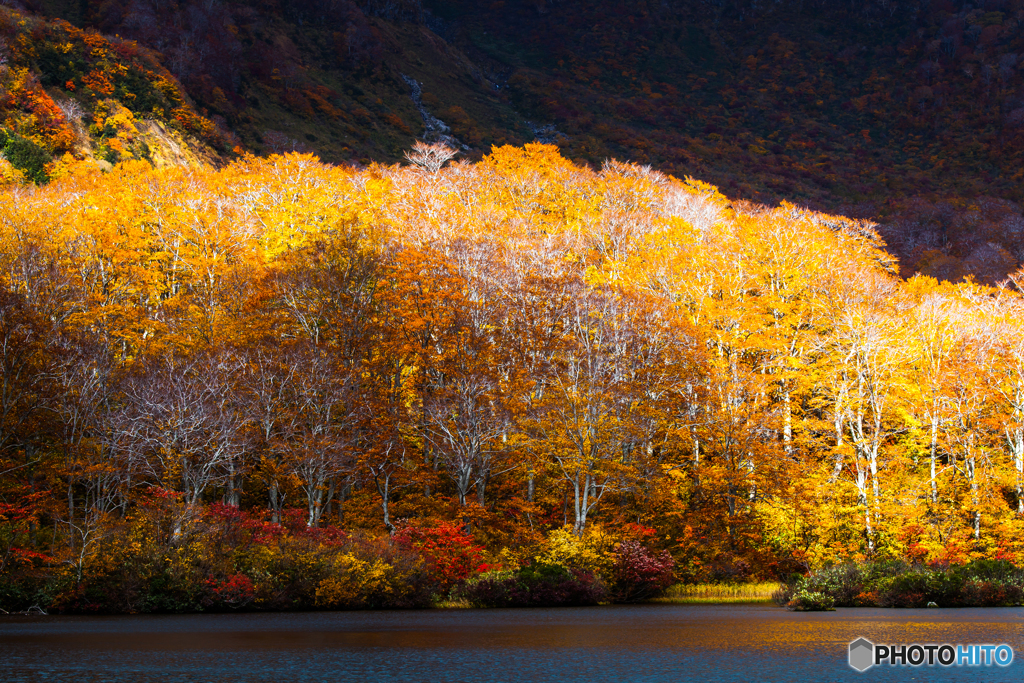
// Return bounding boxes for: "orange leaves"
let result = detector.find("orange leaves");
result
[225,152,364,260]
[483,142,575,176]
[0,158,25,188]
[169,106,220,145]
[81,70,114,96]
[3,143,1024,578]
[0,67,75,154]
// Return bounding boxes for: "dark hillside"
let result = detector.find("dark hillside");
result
[426,0,1024,280]
[30,0,533,163]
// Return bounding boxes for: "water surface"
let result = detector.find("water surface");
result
[2,604,1022,682]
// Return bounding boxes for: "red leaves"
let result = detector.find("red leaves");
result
[0,499,38,525]
[610,539,674,602]
[393,521,485,588]
[621,522,656,539]
[0,489,52,568]
[144,486,181,501]
[81,70,115,96]
[203,503,286,546]
[201,573,256,609]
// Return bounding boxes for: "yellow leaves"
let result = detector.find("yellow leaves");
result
[475,144,598,236]
[681,176,727,203]
[538,526,617,579]
[583,261,624,286]
[315,553,396,608]
[4,139,1024,577]
[4,67,34,99]
[483,143,575,177]
[46,153,105,181]
[103,102,140,137]
[224,153,365,260]
[0,158,27,189]
[664,465,689,483]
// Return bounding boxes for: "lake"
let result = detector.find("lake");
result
[2,604,1022,682]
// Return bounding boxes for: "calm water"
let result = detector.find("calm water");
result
[2,604,1023,682]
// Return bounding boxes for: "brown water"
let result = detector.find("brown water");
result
[1,604,1022,682]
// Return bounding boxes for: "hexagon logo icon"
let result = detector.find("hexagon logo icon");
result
[849,637,875,672]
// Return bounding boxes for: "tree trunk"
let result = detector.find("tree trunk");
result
[968,452,980,541]
[782,386,792,455]
[375,470,394,533]
[930,417,938,505]
[269,478,282,524]
[1008,427,1023,514]
[574,474,587,534]
[225,460,241,507]
[477,470,487,507]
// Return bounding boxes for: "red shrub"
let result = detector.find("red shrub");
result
[202,573,256,610]
[393,521,484,591]
[610,539,675,602]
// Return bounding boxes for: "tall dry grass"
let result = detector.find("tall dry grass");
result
[652,582,782,604]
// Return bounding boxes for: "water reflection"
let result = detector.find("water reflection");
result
[2,604,1022,682]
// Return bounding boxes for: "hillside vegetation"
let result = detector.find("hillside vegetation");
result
[4,1,1024,281]
[0,4,223,182]
[438,0,1024,199]
[5,0,532,165]
[433,0,1024,281]
[2,145,1024,610]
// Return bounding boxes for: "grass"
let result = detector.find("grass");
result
[434,596,473,609]
[438,582,784,608]
[651,582,782,605]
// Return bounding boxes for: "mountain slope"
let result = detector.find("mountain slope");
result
[48,0,534,162]
[424,0,1024,280]
[3,0,537,180]
[431,1,1022,198]
[5,0,1024,282]
[0,5,223,182]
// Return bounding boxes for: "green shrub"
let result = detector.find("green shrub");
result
[457,562,607,607]
[799,564,864,606]
[786,590,835,611]
[788,559,1024,609]
[877,571,931,608]
[962,559,1020,582]
[860,559,912,586]
[2,134,51,184]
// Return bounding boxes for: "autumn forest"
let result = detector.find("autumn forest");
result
[1,141,1024,611]
[4,0,1024,613]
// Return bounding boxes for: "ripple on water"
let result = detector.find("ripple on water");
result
[2,604,1022,682]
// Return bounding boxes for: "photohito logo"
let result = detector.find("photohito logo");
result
[849,638,1014,672]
